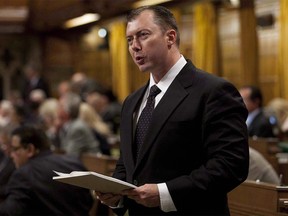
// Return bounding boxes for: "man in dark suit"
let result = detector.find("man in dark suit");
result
[21,64,50,105]
[97,5,249,216]
[239,85,275,138]
[0,126,93,215]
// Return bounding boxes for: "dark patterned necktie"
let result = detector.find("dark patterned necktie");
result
[134,85,161,160]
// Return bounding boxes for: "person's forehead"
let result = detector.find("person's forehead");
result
[126,11,156,34]
[11,135,21,145]
[240,88,251,95]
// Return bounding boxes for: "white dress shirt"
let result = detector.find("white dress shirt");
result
[246,108,260,128]
[135,56,187,212]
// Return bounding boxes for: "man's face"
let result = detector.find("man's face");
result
[56,98,70,127]
[126,10,171,74]
[0,133,11,156]
[10,135,30,168]
[239,88,258,113]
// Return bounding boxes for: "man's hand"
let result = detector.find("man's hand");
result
[121,184,160,208]
[95,192,122,207]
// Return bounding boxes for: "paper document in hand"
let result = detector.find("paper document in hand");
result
[53,171,136,194]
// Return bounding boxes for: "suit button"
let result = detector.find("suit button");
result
[133,180,138,186]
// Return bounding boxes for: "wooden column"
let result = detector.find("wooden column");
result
[278,0,288,99]
[192,2,220,75]
[239,0,259,86]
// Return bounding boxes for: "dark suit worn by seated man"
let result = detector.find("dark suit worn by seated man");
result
[0,126,93,216]
[239,85,275,138]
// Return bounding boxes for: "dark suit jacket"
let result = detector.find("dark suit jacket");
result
[0,150,93,216]
[0,155,15,197]
[248,109,275,138]
[22,77,50,102]
[113,60,249,216]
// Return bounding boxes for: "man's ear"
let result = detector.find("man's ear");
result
[166,29,177,47]
[26,143,37,158]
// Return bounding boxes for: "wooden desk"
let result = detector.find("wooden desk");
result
[80,153,118,216]
[249,138,281,173]
[81,153,118,176]
[228,180,288,216]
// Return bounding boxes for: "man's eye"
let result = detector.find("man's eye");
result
[127,38,133,45]
[140,32,149,37]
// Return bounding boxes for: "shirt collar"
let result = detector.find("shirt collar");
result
[148,55,187,94]
[246,108,261,126]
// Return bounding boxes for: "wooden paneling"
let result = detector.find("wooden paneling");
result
[219,9,242,87]
[0,0,27,7]
[256,0,280,104]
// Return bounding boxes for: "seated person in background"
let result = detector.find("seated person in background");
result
[38,98,61,151]
[0,126,93,215]
[56,92,100,157]
[57,80,71,99]
[239,85,275,138]
[25,89,47,127]
[79,103,112,156]
[70,72,101,102]
[248,147,280,185]
[0,128,15,194]
[0,100,14,128]
[85,84,122,135]
[265,98,288,140]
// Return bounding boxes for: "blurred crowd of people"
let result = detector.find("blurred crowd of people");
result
[0,67,122,214]
[1,62,288,214]
[0,69,122,157]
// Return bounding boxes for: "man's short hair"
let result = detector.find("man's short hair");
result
[242,85,263,107]
[127,5,180,46]
[12,126,50,151]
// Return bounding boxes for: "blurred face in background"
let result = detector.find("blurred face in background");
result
[56,97,70,129]
[239,88,258,113]
[10,135,30,168]
[85,92,107,113]
[0,132,11,156]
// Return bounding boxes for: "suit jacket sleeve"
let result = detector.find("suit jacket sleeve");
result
[166,80,249,211]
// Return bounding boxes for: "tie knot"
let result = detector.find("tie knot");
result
[149,85,161,98]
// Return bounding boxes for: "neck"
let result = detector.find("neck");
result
[152,51,181,83]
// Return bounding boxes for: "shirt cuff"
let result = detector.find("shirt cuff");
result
[157,183,177,212]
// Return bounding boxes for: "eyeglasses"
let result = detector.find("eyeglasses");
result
[10,146,24,152]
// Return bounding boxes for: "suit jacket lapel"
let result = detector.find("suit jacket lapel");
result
[121,84,148,168]
[135,61,196,169]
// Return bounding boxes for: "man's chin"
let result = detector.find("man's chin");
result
[137,65,149,73]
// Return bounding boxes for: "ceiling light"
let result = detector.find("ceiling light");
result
[133,0,173,8]
[63,13,100,29]
[0,7,28,22]
[230,0,240,7]
[98,28,107,38]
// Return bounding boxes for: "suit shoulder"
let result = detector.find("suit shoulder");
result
[190,68,237,94]
[180,61,234,90]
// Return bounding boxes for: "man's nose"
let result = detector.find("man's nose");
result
[131,39,141,51]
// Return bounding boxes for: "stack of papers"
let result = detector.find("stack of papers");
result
[53,171,136,194]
